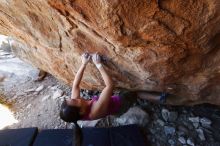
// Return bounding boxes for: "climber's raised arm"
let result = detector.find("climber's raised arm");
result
[89,53,113,119]
[71,53,90,99]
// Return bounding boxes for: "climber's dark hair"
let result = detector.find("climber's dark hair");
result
[60,99,81,122]
[60,99,82,146]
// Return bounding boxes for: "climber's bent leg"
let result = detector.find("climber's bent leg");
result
[136,91,168,104]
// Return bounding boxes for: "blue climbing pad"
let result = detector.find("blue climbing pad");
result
[110,125,146,146]
[33,129,73,146]
[32,128,110,146]
[0,125,146,146]
[82,127,110,146]
[33,124,146,146]
[0,127,38,146]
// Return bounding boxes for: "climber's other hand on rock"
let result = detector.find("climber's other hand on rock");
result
[92,53,102,65]
[81,52,91,65]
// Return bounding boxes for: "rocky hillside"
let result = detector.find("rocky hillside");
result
[0,0,219,105]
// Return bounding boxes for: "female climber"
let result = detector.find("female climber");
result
[60,52,170,146]
[60,52,168,123]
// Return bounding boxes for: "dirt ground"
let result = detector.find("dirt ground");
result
[0,50,73,129]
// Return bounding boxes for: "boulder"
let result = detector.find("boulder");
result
[178,136,186,144]
[196,128,206,141]
[115,107,149,126]
[161,108,178,122]
[0,0,219,105]
[164,126,176,136]
[200,117,212,128]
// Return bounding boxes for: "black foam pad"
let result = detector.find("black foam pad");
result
[33,128,110,146]
[82,127,110,146]
[33,125,146,146]
[33,129,73,146]
[110,125,146,146]
[0,127,38,146]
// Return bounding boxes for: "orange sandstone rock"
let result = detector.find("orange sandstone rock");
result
[0,0,219,105]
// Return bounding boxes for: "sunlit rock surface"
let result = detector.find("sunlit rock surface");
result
[0,0,219,105]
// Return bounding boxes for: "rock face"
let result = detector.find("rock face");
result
[0,0,219,105]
